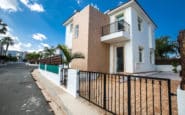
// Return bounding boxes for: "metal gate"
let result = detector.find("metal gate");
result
[79,71,172,115]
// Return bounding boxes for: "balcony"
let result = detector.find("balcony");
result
[101,20,130,43]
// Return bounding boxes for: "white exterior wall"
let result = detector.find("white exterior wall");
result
[109,7,134,73]
[130,7,155,73]
[65,23,73,49]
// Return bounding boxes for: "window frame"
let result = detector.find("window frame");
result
[138,47,144,63]
[74,25,79,38]
[70,24,73,33]
[137,16,143,32]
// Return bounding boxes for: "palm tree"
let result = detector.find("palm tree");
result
[44,47,56,64]
[0,39,5,56]
[57,44,84,68]
[0,19,7,56]
[25,52,40,63]
[1,37,14,56]
[155,36,178,59]
[44,47,55,57]
[0,19,7,34]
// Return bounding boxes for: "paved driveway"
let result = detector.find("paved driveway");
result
[0,63,53,115]
[135,71,181,81]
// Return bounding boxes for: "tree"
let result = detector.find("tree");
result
[25,52,40,63]
[0,39,5,56]
[57,44,84,68]
[43,47,55,58]
[0,19,7,34]
[43,47,56,64]
[0,19,8,56]
[1,37,14,56]
[155,36,178,59]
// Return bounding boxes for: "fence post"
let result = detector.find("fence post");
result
[127,76,131,115]
[89,72,91,101]
[168,80,172,115]
[103,73,106,109]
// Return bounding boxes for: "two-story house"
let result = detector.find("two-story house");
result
[63,0,156,73]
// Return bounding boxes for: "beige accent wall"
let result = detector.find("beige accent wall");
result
[88,6,110,73]
[71,5,110,73]
[71,6,89,71]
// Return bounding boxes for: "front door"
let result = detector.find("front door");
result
[116,47,124,72]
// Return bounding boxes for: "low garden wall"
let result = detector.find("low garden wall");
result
[38,64,79,97]
[39,64,62,86]
[156,65,181,72]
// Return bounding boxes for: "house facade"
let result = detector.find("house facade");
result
[63,0,156,73]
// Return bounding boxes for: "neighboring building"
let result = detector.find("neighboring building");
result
[63,0,156,73]
[7,50,26,62]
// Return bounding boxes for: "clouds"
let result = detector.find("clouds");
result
[32,33,47,41]
[76,0,81,5]
[20,0,44,12]
[0,0,20,12]
[90,3,99,10]
[40,43,50,48]
[23,43,32,48]
[118,1,123,6]
[0,0,45,13]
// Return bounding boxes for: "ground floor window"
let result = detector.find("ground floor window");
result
[150,49,154,64]
[139,47,144,63]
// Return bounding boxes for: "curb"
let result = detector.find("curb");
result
[31,71,66,115]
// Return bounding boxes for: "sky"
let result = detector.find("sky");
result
[0,0,185,52]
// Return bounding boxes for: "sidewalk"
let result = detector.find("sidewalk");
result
[31,69,110,115]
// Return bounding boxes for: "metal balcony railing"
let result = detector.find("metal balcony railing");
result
[102,20,130,36]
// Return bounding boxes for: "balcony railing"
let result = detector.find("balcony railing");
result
[102,20,130,36]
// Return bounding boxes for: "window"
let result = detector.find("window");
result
[74,25,79,38]
[150,49,154,64]
[139,47,144,63]
[137,16,143,31]
[70,24,73,32]
[116,14,124,31]
[116,13,124,21]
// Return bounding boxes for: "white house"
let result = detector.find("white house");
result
[63,0,156,73]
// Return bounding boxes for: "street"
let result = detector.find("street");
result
[0,63,54,115]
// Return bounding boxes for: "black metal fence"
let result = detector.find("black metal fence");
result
[79,71,172,115]
[102,20,130,36]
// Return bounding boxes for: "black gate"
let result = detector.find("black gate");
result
[79,71,172,115]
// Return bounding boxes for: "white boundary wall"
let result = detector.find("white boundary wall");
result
[38,64,80,97]
[39,64,63,86]
[66,69,79,97]
[177,86,185,115]
[156,65,181,72]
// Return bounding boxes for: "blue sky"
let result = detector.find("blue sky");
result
[0,0,185,52]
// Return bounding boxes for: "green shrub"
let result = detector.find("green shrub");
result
[171,61,178,73]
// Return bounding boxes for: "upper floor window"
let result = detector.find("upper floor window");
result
[116,13,124,21]
[139,47,144,63]
[137,16,143,31]
[116,14,124,31]
[74,25,79,38]
[70,24,73,32]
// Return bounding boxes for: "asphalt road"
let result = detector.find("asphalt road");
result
[0,63,54,115]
